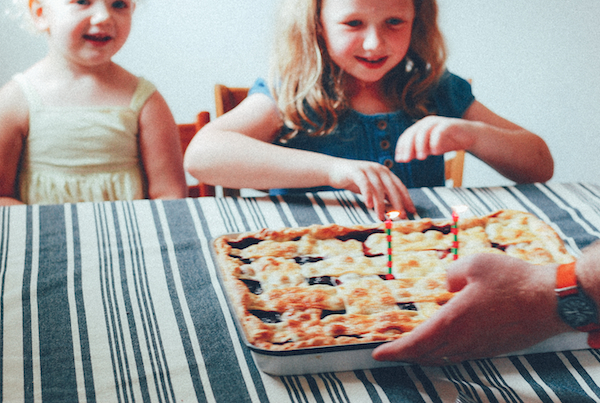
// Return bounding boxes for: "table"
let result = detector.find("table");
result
[2,183,600,402]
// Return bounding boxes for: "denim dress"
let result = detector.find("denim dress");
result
[249,71,474,194]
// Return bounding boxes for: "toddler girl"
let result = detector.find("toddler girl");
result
[184,0,553,220]
[0,0,187,206]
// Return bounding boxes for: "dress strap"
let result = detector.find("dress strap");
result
[12,73,43,110]
[129,77,157,112]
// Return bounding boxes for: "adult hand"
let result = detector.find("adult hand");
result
[395,116,478,162]
[372,253,571,366]
[328,158,416,221]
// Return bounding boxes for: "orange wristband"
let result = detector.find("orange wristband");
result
[556,262,600,349]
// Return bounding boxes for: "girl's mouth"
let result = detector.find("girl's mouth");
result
[356,56,388,69]
[83,34,112,44]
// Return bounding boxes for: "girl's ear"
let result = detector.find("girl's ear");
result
[29,0,50,32]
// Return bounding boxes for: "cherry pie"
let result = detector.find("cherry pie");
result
[213,210,575,351]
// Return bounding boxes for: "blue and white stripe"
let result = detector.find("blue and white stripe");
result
[0,183,599,402]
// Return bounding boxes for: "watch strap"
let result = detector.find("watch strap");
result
[556,262,600,349]
[556,262,579,297]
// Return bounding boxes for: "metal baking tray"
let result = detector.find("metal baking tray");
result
[211,235,590,376]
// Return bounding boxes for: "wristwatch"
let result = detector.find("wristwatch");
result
[555,262,600,349]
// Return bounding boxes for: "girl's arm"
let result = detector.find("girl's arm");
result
[184,93,415,220]
[138,91,187,200]
[395,100,554,184]
[0,81,27,206]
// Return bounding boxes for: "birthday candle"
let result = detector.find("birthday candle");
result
[385,211,400,279]
[451,206,468,260]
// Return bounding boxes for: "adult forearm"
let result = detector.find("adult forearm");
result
[577,241,600,312]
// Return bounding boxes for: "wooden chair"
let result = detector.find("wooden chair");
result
[445,150,465,188]
[214,84,465,189]
[215,84,250,117]
[177,111,216,197]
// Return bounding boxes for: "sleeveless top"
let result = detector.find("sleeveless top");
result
[249,71,474,194]
[13,74,156,205]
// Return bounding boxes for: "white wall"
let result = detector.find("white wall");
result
[1,0,598,187]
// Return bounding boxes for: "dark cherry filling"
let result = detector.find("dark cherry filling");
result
[423,225,452,235]
[321,309,346,319]
[364,245,384,258]
[308,276,341,286]
[227,237,262,249]
[492,243,508,252]
[379,274,395,281]
[241,279,263,295]
[294,256,324,265]
[335,228,384,243]
[230,255,253,264]
[249,310,282,323]
[271,340,293,345]
[397,302,418,311]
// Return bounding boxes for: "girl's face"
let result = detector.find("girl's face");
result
[32,0,134,68]
[320,0,415,88]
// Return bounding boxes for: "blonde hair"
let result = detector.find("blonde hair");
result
[269,0,447,140]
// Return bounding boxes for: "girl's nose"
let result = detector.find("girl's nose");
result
[90,2,111,24]
[363,26,382,50]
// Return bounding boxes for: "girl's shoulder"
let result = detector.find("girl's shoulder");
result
[249,78,273,98]
[430,71,475,117]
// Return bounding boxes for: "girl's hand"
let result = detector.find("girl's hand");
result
[395,116,478,162]
[372,253,569,365]
[327,158,416,220]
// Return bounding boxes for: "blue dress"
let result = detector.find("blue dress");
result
[249,71,474,194]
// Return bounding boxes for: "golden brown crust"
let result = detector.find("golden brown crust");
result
[213,210,575,351]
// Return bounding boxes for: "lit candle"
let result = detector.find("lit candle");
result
[451,206,468,260]
[385,211,400,279]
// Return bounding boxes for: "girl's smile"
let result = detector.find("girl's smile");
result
[83,33,113,46]
[355,56,389,69]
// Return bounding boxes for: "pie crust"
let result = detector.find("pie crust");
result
[213,210,575,351]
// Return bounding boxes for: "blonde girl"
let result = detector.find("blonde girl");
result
[184,0,553,220]
[0,0,187,206]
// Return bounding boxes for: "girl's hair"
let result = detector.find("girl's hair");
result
[269,0,447,140]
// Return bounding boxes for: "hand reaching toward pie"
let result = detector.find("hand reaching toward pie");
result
[372,253,572,365]
[327,158,416,220]
[395,116,477,163]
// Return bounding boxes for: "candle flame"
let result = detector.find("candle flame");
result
[386,211,401,220]
[451,205,469,214]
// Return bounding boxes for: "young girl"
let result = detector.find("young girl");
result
[184,0,553,220]
[0,0,187,206]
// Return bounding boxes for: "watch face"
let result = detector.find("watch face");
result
[558,295,598,328]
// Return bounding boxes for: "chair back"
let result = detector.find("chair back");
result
[178,111,216,197]
[215,85,249,117]
[445,150,465,187]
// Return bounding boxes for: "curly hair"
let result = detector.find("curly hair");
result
[269,0,447,140]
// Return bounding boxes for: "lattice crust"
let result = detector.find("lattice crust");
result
[214,210,575,351]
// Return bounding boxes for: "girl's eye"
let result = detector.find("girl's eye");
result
[387,18,404,26]
[345,20,362,28]
[76,0,90,5]
[112,0,129,9]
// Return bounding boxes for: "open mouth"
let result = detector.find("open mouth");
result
[356,56,388,68]
[83,34,112,43]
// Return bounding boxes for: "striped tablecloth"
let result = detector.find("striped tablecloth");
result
[1,183,600,403]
